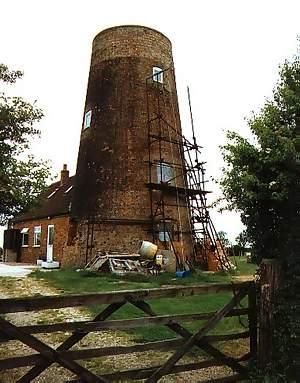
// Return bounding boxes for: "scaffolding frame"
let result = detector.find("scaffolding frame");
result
[146,67,231,270]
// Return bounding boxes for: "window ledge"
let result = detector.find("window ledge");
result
[33,245,41,248]
[21,245,29,248]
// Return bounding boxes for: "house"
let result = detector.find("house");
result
[6,165,77,266]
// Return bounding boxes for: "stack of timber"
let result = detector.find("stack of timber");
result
[85,252,144,275]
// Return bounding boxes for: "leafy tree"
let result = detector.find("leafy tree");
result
[0,64,50,225]
[221,58,300,379]
[235,230,249,256]
[216,230,231,248]
[221,60,300,264]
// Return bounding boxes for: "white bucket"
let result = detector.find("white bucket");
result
[138,241,158,259]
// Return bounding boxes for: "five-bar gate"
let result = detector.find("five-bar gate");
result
[0,281,257,382]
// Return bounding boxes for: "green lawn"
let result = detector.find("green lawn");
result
[231,256,257,277]
[30,257,256,343]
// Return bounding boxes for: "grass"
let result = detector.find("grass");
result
[30,257,257,343]
[231,256,257,277]
[31,268,231,293]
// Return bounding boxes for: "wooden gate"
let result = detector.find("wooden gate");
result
[0,281,257,382]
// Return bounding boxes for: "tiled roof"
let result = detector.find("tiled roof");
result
[12,176,75,223]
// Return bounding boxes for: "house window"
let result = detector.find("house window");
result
[157,163,175,185]
[21,228,29,247]
[84,110,92,129]
[153,67,163,83]
[33,226,41,247]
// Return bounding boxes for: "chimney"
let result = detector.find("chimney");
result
[60,164,69,186]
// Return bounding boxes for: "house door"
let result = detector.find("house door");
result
[46,225,54,262]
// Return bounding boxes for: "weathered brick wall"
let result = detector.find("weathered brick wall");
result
[91,25,172,63]
[13,216,70,264]
[62,220,193,267]
[72,25,194,261]
[77,221,151,266]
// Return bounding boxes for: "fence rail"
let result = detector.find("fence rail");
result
[0,281,257,382]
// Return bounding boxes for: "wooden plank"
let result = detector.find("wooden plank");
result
[0,282,251,313]
[67,359,230,381]
[0,332,250,371]
[145,288,248,382]
[0,316,107,383]
[0,339,183,370]
[0,308,249,341]
[17,301,125,383]
[68,354,249,381]
[0,354,42,370]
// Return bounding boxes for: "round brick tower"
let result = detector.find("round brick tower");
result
[72,25,193,262]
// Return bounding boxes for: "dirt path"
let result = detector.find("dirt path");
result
[0,275,240,382]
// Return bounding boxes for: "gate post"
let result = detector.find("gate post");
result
[248,281,257,360]
[258,258,282,368]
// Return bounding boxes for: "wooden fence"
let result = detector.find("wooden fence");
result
[0,281,257,382]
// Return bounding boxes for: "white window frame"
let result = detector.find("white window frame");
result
[84,110,92,129]
[33,226,41,247]
[153,67,163,83]
[21,228,29,247]
[64,185,73,194]
[47,188,59,199]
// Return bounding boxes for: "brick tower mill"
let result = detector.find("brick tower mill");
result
[71,25,204,266]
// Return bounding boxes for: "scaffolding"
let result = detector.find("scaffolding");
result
[146,67,232,270]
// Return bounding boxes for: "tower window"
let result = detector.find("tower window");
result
[159,230,171,242]
[157,163,175,185]
[84,110,92,129]
[158,222,173,242]
[153,67,163,83]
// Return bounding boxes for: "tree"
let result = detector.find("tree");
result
[235,230,249,256]
[216,230,231,248]
[220,58,300,379]
[221,60,300,264]
[0,64,50,225]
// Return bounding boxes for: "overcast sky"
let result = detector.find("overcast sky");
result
[1,0,300,245]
